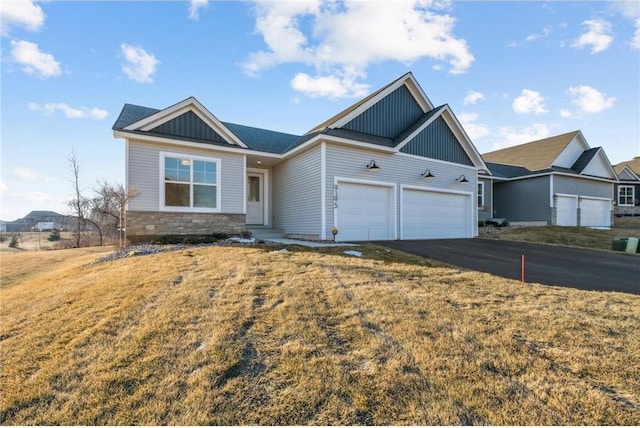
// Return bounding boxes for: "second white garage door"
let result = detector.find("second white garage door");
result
[580,197,611,227]
[402,188,472,239]
[336,181,395,241]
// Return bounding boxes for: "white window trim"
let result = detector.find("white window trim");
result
[159,151,222,213]
[477,181,485,209]
[618,185,635,206]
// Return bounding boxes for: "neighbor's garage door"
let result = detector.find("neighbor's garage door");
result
[336,181,394,241]
[402,188,472,239]
[556,195,578,226]
[580,197,611,227]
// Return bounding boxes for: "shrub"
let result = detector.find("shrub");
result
[8,234,19,248]
[48,229,61,241]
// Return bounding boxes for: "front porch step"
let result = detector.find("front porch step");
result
[247,228,286,240]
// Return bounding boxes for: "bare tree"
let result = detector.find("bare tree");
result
[67,151,104,247]
[67,151,87,247]
[91,181,139,250]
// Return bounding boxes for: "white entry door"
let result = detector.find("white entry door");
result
[246,173,264,225]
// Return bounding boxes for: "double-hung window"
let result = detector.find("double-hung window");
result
[161,152,221,212]
[618,186,634,206]
[477,182,484,208]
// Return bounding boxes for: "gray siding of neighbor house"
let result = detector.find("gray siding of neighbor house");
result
[553,175,612,199]
[493,176,550,223]
[150,111,227,143]
[342,85,424,138]
[400,116,474,166]
[478,178,493,220]
[127,139,245,213]
[324,143,477,239]
[272,146,322,237]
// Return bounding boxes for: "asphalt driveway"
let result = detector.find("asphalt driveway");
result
[374,239,640,295]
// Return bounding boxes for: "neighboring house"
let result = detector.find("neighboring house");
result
[482,130,617,227]
[613,157,640,216]
[113,72,489,242]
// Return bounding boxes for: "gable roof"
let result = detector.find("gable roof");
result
[306,72,433,134]
[483,131,618,180]
[615,164,640,181]
[113,73,487,170]
[120,97,248,148]
[571,147,599,173]
[614,157,640,175]
[482,130,581,170]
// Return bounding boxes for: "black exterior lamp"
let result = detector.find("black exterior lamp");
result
[422,169,435,178]
[456,174,469,183]
[366,160,380,171]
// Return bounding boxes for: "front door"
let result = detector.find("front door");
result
[246,173,264,225]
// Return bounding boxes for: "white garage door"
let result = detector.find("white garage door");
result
[580,198,611,227]
[337,181,394,241]
[556,195,578,226]
[402,188,472,239]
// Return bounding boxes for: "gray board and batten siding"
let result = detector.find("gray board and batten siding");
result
[400,116,474,166]
[342,84,425,139]
[127,139,245,214]
[493,176,551,223]
[150,111,227,144]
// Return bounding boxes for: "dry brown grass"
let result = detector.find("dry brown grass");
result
[482,225,640,251]
[1,244,639,425]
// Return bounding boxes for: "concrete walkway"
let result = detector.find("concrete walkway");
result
[263,238,358,248]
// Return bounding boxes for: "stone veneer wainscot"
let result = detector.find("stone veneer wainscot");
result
[126,211,245,242]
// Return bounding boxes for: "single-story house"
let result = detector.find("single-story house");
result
[113,72,490,242]
[481,130,618,227]
[613,157,640,216]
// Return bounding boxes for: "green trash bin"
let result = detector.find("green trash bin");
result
[612,237,628,251]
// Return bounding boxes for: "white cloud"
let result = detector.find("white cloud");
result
[512,89,548,115]
[244,0,474,99]
[29,102,108,119]
[458,112,490,141]
[526,25,552,42]
[463,90,484,105]
[567,85,615,113]
[559,109,573,118]
[571,19,613,54]
[10,40,61,78]
[121,43,159,83]
[0,0,45,35]
[0,180,7,192]
[495,124,550,150]
[188,0,208,20]
[633,18,640,49]
[12,167,42,181]
[291,72,369,99]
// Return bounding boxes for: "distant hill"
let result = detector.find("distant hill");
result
[1,210,69,232]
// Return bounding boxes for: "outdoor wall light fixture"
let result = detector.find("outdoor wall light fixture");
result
[456,174,469,183]
[421,169,435,179]
[366,160,380,171]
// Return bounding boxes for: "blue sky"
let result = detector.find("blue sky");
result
[1,0,639,221]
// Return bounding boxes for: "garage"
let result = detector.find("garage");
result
[580,197,611,227]
[336,181,395,241]
[402,187,472,239]
[556,194,578,226]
